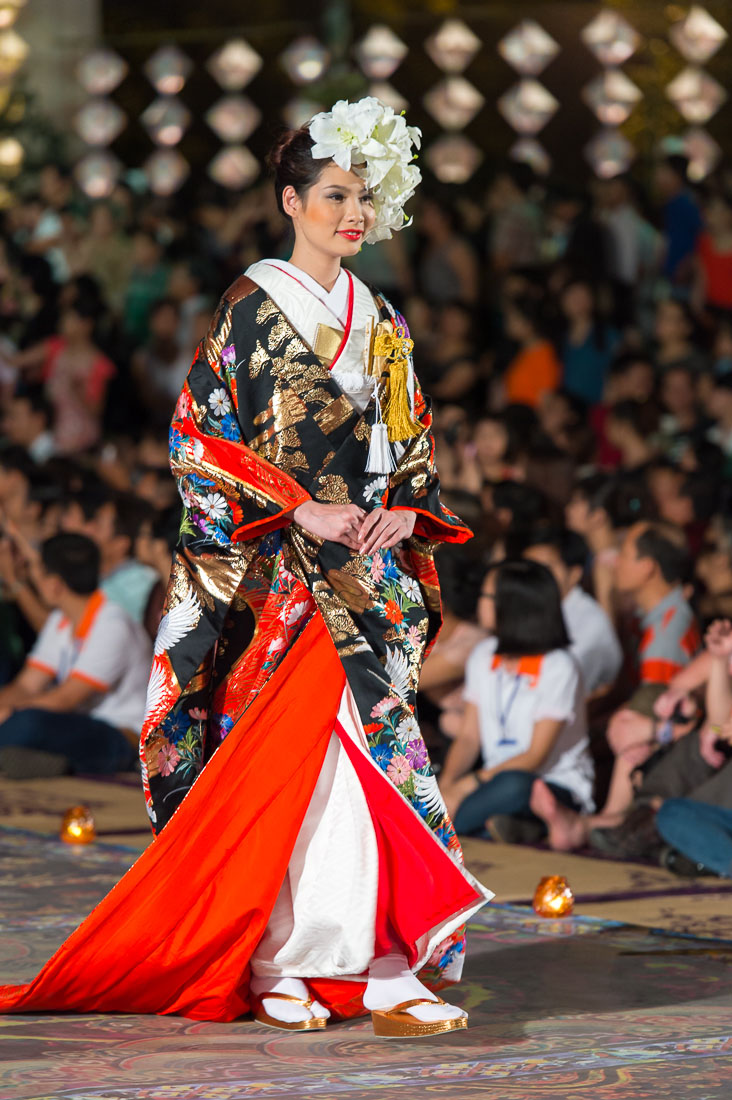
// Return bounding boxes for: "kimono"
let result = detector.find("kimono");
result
[0,262,492,1023]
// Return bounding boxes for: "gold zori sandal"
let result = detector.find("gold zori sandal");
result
[254,991,327,1031]
[371,997,468,1038]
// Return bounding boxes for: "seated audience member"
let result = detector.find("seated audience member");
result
[696,520,732,623]
[653,297,707,376]
[522,526,622,696]
[456,412,525,495]
[706,372,732,475]
[131,298,190,430]
[440,559,594,842]
[418,547,487,751]
[135,505,180,639]
[559,277,620,406]
[531,520,699,849]
[1,383,56,464]
[605,399,659,473]
[564,472,652,623]
[591,352,657,469]
[693,188,732,316]
[0,533,151,778]
[656,365,703,462]
[61,487,158,623]
[501,295,561,409]
[537,390,595,466]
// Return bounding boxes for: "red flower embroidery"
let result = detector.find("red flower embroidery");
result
[363,722,383,735]
[384,600,403,624]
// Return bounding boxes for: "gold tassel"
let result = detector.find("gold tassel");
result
[373,324,421,443]
[384,357,420,442]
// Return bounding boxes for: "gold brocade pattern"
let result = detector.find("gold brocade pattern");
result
[314,394,355,435]
[315,473,351,503]
[313,322,344,366]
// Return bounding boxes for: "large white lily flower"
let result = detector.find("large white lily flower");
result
[308,96,421,244]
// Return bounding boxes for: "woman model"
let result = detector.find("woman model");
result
[0,98,491,1038]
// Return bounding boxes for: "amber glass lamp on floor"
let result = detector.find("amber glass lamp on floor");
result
[60,805,96,845]
[533,874,575,917]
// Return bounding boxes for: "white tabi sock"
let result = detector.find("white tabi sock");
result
[249,975,331,1024]
[363,953,466,1023]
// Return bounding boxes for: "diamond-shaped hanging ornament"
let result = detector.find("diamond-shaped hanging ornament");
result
[206,96,261,143]
[669,5,727,64]
[510,137,551,176]
[355,25,408,80]
[368,82,408,113]
[498,79,559,134]
[666,66,726,123]
[425,134,482,183]
[585,128,635,178]
[144,149,189,195]
[425,19,481,74]
[208,145,260,190]
[424,76,484,130]
[74,98,127,147]
[141,97,191,146]
[280,36,330,85]
[683,125,722,180]
[0,1,25,32]
[144,44,192,95]
[581,11,641,66]
[74,150,122,199]
[0,133,22,175]
[583,70,642,126]
[207,39,262,91]
[498,20,559,77]
[76,49,128,95]
[282,97,322,129]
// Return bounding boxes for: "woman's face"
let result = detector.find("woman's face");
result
[661,368,696,414]
[565,491,591,535]
[655,300,689,344]
[284,163,376,260]
[474,418,508,464]
[561,282,593,320]
[704,196,732,235]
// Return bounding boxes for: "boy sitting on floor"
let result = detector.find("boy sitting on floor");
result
[0,532,152,778]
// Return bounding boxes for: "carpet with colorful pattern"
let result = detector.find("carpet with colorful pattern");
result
[1,827,732,1099]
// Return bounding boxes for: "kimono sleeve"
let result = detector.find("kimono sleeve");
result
[386,377,472,545]
[170,289,312,547]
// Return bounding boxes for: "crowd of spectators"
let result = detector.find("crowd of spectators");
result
[2,152,732,881]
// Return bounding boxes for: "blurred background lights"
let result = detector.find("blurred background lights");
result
[0,132,22,175]
[76,49,128,96]
[581,11,641,66]
[143,148,189,195]
[669,5,727,62]
[208,145,259,189]
[424,76,484,130]
[74,98,127,146]
[666,66,726,122]
[141,97,191,146]
[425,19,481,74]
[368,82,407,113]
[498,79,559,134]
[144,44,193,95]
[282,96,322,130]
[74,150,121,198]
[0,0,26,31]
[425,133,482,183]
[355,25,407,80]
[510,136,551,176]
[498,20,559,77]
[207,39,262,91]
[0,28,27,77]
[683,125,722,180]
[585,128,635,177]
[280,36,330,85]
[206,96,261,144]
[583,70,642,126]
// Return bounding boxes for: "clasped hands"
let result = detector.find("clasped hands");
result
[292,501,416,555]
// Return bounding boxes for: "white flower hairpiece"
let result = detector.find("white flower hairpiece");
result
[308,97,422,244]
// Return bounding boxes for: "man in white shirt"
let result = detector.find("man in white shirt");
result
[523,526,623,697]
[0,532,152,778]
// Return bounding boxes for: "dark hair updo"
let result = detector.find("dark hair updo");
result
[267,126,327,219]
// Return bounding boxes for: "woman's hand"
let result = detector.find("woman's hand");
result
[358,508,416,556]
[292,501,366,551]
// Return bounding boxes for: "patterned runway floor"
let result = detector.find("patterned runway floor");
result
[2,829,732,1100]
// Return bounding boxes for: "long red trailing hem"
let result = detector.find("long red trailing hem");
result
[0,612,483,1022]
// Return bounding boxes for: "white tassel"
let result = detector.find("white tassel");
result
[366,383,396,474]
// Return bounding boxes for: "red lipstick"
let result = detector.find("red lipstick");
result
[338,230,363,241]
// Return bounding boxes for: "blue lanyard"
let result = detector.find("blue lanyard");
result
[495,667,522,747]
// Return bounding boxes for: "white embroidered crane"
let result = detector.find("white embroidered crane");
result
[154,586,202,657]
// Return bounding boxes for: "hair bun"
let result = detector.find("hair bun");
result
[266,126,308,173]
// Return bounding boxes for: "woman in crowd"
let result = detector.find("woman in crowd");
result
[439,559,594,844]
[559,277,620,406]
